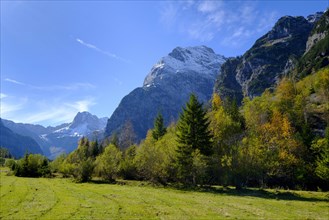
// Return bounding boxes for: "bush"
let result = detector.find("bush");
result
[74,158,94,182]
[94,144,122,182]
[5,159,17,170]
[0,157,5,166]
[14,154,50,177]
[120,145,138,180]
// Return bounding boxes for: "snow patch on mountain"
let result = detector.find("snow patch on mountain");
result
[143,46,226,87]
[52,111,108,138]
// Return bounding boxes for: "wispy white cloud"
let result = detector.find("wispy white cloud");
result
[3,97,97,125]
[35,82,96,91]
[76,38,99,50]
[76,38,130,63]
[0,84,97,125]
[5,78,25,85]
[159,1,278,47]
[66,98,96,113]
[0,96,27,115]
[160,3,179,29]
[187,21,215,41]
[4,78,95,91]
[221,4,278,47]
[24,107,75,125]
[182,0,195,10]
[0,93,8,99]
[198,1,222,13]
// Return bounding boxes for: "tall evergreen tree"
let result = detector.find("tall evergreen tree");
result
[152,112,167,140]
[176,94,213,184]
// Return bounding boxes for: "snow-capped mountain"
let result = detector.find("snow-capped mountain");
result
[105,46,226,144]
[2,112,108,159]
[53,111,108,138]
[144,46,226,87]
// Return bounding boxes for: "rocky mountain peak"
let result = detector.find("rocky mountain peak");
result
[259,16,311,44]
[143,46,226,87]
[70,111,99,129]
[307,11,324,23]
[168,45,215,62]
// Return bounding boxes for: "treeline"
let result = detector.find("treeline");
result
[5,68,329,190]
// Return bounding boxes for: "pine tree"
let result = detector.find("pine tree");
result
[176,94,213,184]
[152,112,167,140]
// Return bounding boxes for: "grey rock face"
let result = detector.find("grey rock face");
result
[298,10,329,77]
[307,12,324,23]
[305,12,329,54]
[215,15,314,101]
[105,46,226,143]
[305,32,327,54]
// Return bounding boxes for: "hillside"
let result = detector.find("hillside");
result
[0,120,43,158]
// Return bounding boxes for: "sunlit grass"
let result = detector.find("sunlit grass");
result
[0,170,328,219]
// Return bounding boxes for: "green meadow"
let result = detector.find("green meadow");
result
[0,170,328,220]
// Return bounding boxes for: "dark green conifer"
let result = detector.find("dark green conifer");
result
[152,112,167,140]
[176,94,213,184]
[177,94,212,155]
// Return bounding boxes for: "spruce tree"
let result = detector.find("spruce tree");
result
[176,94,213,184]
[152,112,167,140]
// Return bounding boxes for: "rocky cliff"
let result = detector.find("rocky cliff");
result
[215,15,315,102]
[298,10,329,77]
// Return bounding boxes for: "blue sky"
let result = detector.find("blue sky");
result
[1,0,328,126]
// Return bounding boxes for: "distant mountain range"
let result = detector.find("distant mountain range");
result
[1,11,327,157]
[1,112,107,159]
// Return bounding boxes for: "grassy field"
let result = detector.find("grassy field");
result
[0,170,328,219]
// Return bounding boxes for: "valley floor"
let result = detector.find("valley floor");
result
[0,171,328,219]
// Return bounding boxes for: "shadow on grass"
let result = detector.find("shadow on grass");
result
[168,184,329,202]
[86,178,328,202]
[89,179,117,185]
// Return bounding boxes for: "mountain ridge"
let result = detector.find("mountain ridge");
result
[1,111,108,159]
[0,120,43,158]
[214,13,317,102]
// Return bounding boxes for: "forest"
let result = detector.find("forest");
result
[3,67,329,191]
